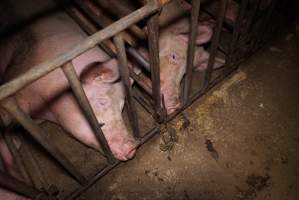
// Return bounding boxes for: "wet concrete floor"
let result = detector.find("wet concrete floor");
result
[75,23,299,200]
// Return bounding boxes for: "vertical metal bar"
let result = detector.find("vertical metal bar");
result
[203,0,228,89]
[183,0,201,104]
[0,170,41,199]
[0,98,87,185]
[2,129,32,185]
[62,62,115,164]
[147,12,163,120]
[113,35,140,139]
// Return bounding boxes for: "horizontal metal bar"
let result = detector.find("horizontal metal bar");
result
[0,98,87,185]
[0,0,162,101]
[61,62,115,163]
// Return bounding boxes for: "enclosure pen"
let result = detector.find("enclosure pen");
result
[0,0,282,199]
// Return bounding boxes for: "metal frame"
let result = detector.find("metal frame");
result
[0,0,281,199]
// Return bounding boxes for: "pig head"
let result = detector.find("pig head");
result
[48,59,136,161]
[159,19,224,114]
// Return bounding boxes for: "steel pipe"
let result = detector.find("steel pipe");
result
[147,12,163,121]
[0,98,87,184]
[0,0,163,101]
[183,0,201,104]
[114,35,140,138]
[62,62,115,163]
[203,0,228,89]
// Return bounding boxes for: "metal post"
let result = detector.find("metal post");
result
[147,12,163,120]
[62,62,115,163]
[183,0,201,104]
[114,35,140,138]
[0,98,87,185]
[203,0,228,89]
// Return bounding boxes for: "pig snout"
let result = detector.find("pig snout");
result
[109,137,137,161]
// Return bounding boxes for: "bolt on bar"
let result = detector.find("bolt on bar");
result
[203,0,228,89]
[114,35,140,138]
[62,62,115,163]
[0,0,164,102]
[147,11,163,121]
[0,98,87,184]
[183,0,201,104]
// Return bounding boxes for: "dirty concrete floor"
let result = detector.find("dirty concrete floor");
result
[75,23,299,200]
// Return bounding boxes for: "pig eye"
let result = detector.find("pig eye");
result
[97,98,109,107]
[169,52,179,64]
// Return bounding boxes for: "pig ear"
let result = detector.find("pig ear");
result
[175,24,213,45]
[81,60,119,84]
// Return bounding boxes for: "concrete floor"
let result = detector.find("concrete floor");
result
[75,23,299,200]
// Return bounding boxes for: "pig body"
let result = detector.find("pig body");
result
[0,0,136,161]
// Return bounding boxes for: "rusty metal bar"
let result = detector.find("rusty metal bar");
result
[64,4,116,57]
[114,35,140,138]
[2,128,32,185]
[62,62,115,163]
[0,0,162,101]
[203,0,228,89]
[0,169,42,199]
[183,0,201,104]
[147,12,163,121]
[0,98,87,184]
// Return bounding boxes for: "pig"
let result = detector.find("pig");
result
[156,1,225,114]
[0,0,137,161]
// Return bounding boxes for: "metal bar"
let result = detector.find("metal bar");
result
[0,98,87,184]
[64,4,116,57]
[203,0,228,89]
[0,0,162,101]
[182,0,201,104]
[147,11,163,121]
[127,47,151,72]
[0,169,41,199]
[2,128,32,185]
[62,62,115,163]
[114,35,140,138]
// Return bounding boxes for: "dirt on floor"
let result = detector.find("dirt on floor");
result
[74,22,299,200]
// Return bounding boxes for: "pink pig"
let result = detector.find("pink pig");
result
[1,3,136,161]
[158,3,225,114]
